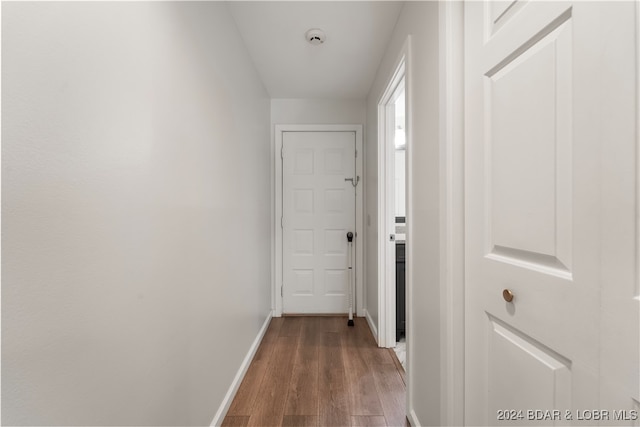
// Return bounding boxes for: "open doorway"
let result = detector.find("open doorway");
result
[377,48,409,363]
[391,85,407,368]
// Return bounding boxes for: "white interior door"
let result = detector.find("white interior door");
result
[282,131,356,314]
[465,1,639,425]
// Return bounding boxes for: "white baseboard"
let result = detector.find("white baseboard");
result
[364,308,379,345]
[408,409,421,426]
[209,311,273,427]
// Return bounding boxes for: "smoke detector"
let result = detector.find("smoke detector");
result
[305,28,326,45]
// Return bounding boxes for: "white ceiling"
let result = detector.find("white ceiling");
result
[227,1,404,100]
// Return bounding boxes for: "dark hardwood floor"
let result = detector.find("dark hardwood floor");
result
[222,317,408,427]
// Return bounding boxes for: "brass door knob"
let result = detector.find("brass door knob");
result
[502,289,514,303]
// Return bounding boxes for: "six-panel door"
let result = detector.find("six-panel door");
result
[282,131,356,314]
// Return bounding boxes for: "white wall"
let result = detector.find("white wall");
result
[365,2,441,425]
[395,149,406,217]
[271,98,365,125]
[2,3,271,425]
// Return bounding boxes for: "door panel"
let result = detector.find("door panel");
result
[488,316,572,425]
[487,13,572,270]
[465,2,638,425]
[283,131,356,314]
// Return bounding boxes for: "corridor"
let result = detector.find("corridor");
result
[222,317,407,427]
[3,1,638,425]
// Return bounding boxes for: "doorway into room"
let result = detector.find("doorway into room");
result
[378,50,408,363]
[391,85,407,368]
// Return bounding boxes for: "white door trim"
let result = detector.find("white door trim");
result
[438,2,465,426]
[377,38,410,350]
[274,124,364,317]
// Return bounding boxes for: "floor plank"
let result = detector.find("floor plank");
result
[284,361,319,415]
[253,317,284,362]
[284,317,320,415]
[279,316,303,337]
[281,415,318,426]
[319,332,351,426]
[319,367,351,426]
[388,348,406,386]
[372,362,408,427]
[296,316,320,364]
[351,415,388,426]
[247,335,298,427]
[221,415,250,427]
[356,321,395,366]
[318,316,348,333]
[342,320,385,416]
[226,360,268,416]
[319,331,342,368]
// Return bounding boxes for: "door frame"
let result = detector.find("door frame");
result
[274,124,364,317]
[438,2,465,425]
[377,41,409,349]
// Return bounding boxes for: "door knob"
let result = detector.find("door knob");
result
[502,289,514,303]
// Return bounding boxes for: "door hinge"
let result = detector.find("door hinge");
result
[355,149,358,158]
[281,146,284,160]
[281,216,283,228]
[281,285,283,297]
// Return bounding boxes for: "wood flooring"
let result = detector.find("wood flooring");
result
[222,317,408,427]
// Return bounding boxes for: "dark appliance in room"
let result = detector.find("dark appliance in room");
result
[396,217,406,341]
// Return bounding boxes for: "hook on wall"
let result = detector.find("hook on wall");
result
[344,176,360,188]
